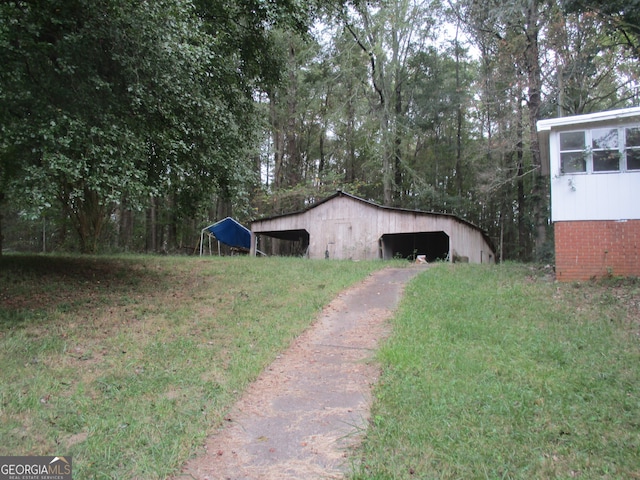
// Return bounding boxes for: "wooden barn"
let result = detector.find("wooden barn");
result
[250,191,495,263]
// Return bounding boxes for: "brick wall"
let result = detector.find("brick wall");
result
[555,220,640,281]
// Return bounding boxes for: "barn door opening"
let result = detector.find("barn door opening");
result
[380,231,449,261]
[255,229,310,257]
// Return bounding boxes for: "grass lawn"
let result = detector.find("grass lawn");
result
[352,263,640,479]
[0,254,385,478]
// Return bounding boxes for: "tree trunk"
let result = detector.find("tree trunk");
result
[167,194,178,252]
[318,133,325,178]
[270,87,285,193]
[382,110,393,206]
[318,93,329,179]
[345,76,357,184]
[70,188,108,254]
[394,80,403,206]
[523,0,548,256]
[156,199,165,253]
[284,42,303,210]
[516,100,527,260]
[215,192,233,255]
[118,197,134,251]
[146,197,157,253]
[216,192,232,220]
[454,38,464,197]
[0,192,4,256]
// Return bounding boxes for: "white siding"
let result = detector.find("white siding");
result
[548,128,640,222]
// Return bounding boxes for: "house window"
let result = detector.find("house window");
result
[558,124,640,174]
[592,128,619,172]
[560,131,586,173]
[626,127,640,170]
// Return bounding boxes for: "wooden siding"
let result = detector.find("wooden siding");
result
[251,193,494,263]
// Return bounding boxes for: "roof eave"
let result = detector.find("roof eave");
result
[537,106,640,132]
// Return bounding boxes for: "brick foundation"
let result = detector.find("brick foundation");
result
[554,220,640,281]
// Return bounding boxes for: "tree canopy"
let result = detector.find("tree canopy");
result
[0,0,318,252]
[561,0,640,55]
[1,0,638,259]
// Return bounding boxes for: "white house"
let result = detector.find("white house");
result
[537,106,640,281]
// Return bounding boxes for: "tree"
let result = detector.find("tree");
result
[0,0,326,253]
[561,0,640,56]
[452,0,549,259]
[344,0,440,206]
[401,40,477,213]
[547,7,640,115]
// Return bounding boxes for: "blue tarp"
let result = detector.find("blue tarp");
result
[205,217,251,250]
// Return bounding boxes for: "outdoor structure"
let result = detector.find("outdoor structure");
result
[537,106,640,281]
[200,217,251,256]
[250,191,495,263]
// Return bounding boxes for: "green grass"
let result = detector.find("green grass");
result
[4,258,639,479]
[352,263,640,480]
[0,254,386,479]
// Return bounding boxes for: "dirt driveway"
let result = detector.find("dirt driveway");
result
[174,265,425,480]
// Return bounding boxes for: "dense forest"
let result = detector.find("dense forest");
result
[1,0,638,260]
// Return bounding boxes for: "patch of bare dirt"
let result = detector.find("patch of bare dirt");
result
[173,266,425,480]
